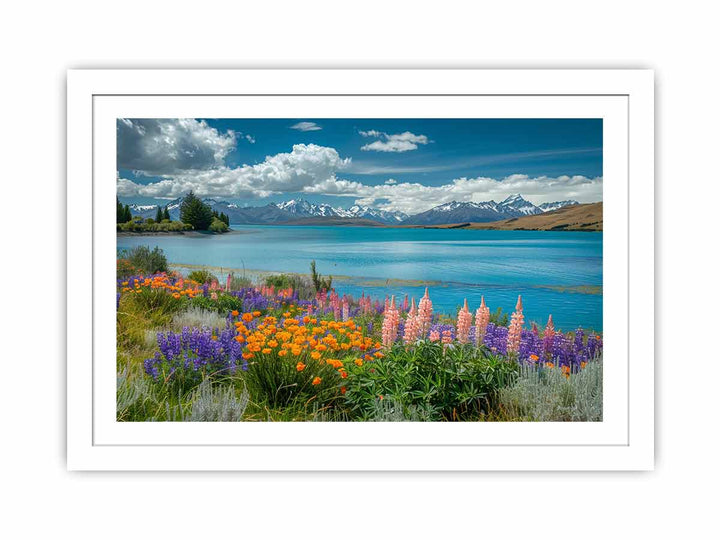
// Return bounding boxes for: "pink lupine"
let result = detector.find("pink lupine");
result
[429,330,440,342]
[225,273,232,292]
[210,280,218,291]
[384,295,390,314]
[506,295,525,354]
[402,294,409,312]
[474,296,490,346]
[456,299,473,344]
[381,295,400,349]
[441,329,453,345]
[402,298,420,345]
[417,287,433,338]
[342,296,350,321]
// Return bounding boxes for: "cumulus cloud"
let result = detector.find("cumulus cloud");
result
[290,121,322,131]
[117,144,351,199]
[117,118,236,175]
[298,174,603,214]
[360,130,430,152]
[116,141,602,214]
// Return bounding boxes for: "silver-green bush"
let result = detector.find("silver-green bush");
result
[498,357,603,421]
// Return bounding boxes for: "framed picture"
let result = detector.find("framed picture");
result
[67,69,654,470]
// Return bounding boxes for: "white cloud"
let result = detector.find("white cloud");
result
[290,121,322,131]
[360,130,430,152]
[298,174,603,214]
[117,118,236,175]
[117,144,350,199]
[244,134,256,144]
[117,142,602,214]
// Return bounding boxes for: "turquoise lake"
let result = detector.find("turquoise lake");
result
[117,226,603,332]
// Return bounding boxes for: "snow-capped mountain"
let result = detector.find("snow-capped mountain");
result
[126,194,581,226]
[497,194,543,216]
[538,200,580,213]
[402,195,580,225]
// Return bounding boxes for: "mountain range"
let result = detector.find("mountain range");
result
[128,194,579,226]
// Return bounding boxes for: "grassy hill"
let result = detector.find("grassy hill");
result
[416,202,603,231]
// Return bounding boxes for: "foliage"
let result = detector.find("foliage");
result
[170,306,229,332]
[264,273,315,300]
[489,306,509,327]
[310,260,332,292]
[209,217,229,233]
[180,191,214,230]
[228,275,253,290]
[117,220,192,233]
[188,293,244,314]
[116,197,132,223]
[118,245,168,275]
[343,341,518,420]
[117,258,139,279]
[498,356,603,421]
[212,209,230,226]
[187,269,218,284]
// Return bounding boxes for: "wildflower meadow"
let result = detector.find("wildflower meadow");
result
[116,247,603,422]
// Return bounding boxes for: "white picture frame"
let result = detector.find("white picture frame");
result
[67,68,654,471]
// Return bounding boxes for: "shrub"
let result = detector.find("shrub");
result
[116,288,185,349]
[186,381,249,421]
[264,273,315,300]
[188,293,244,315]
[170,306,229,332]
[343,341,518,421]
[209,217,229,233]
[187,269,218,284]
[118,245,168,275]
[310,260,332,292]
[244,353,343,409]
[229,275,253,290]
[489,307,509,327]
[117,258,139,279]
[498,356,603,421]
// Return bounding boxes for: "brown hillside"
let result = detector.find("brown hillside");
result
[422,202,603,231]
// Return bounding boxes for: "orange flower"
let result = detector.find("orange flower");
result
[312,376,322,385]
[262,348,272,354]
[253,311,261,317]
[242,352,254,360]
[310,351,321,360]
[340,370,348,379]
[340,386,347,395]
[296,361,306,372]
[242,313,253,322]
[278,350,288,357]
[211,335,218,341]
[231,310,239,317]
[234,335,245,343]
[581,361,587,369]
[545,362,554,368]
[354,358,363,367]
[529,354,539,362]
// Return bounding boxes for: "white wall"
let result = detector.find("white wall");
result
[1,1,716,538]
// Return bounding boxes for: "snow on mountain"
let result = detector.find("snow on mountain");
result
[538,200,580,213]
[497,194,543,216]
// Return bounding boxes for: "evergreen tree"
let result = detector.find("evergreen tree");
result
[221,212,229,226]
[155,206,163,223]
[179,191,213,230]
[123,204,132,223]
[162,206,170,221]
[116,198,124,223]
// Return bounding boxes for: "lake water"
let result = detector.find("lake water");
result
[117,226,603,331]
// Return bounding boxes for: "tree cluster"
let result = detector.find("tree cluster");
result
[116,197,132,223]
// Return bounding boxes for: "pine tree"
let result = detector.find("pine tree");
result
[221,212,229,226]
[123,204,132,222]
[117,198,124,223]
[163,206,170,221]
[179,191,213,230]
[155,206,163,222]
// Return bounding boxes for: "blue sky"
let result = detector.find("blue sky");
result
[117,118,602,213]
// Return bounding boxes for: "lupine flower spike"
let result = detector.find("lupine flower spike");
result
[506,295,524,354]
[456,299,473,344]
[475,295,490,346]
[381,295,400,349]
[403,298,421,345]
[418,287,433,338]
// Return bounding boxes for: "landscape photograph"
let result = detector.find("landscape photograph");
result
[116,117,603,422]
